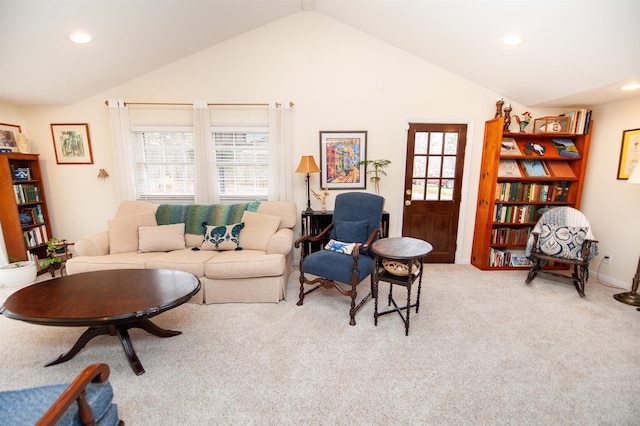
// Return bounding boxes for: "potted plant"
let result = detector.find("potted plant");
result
[0,257,37,289]
[358,159,391,195]
[40,238,67,271]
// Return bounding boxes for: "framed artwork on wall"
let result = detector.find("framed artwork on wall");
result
[0,122,22,152]
[50,123,94,164]
[617,128,640,179]
[319,130,367,190]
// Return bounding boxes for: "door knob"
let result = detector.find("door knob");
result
[406,189,412,195]
[405,200,411,206]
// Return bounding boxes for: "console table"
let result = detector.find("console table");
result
[371,237,433,336]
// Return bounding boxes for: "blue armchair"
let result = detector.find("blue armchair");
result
[0,363,123,426]
[295,192,385,325]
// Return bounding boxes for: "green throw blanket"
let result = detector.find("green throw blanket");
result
[156,201,261,235]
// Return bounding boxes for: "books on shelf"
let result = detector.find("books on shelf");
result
[12,184,42,204]
[23,225,48,248]
[546,161,576,179]
[500,137,521,156]
[520,159,550,177]
[498,159,522,178]
[560,108,592,134]
[551,138,581,158]
[488,247,532,268]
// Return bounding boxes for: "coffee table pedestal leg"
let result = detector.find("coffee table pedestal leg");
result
[45,319,181,375]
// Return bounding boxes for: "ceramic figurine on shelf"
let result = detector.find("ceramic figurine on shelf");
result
[495,97,504,118]
[515,111,532,133]
[503,104,512,132]
[17,133,30,153]
[311,187,330,213]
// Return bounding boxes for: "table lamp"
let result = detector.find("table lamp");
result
[613,160,640,306]
[295,155,321,214]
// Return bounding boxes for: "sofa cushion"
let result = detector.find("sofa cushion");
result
[66,252,159,275]
[138,223,186,253]
[239,210,281,251]
[205,250,285,279]
[200,223,245,251]
[108,211,157,254]
[146,249,219,277]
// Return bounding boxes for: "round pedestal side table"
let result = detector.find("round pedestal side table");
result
[371,237,433,336]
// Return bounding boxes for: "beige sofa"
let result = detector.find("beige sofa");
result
[66,200,296,304]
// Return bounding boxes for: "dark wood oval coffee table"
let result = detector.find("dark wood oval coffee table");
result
[0,269,200,375]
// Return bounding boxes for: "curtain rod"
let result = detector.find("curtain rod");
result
[104,100,294,107]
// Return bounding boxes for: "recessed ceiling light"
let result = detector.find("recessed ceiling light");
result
[69,32,92,44]
[502,33,523,46]
[620,83,640,91]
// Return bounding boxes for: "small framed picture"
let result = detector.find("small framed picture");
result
[50,123,94,164]
[0,122,22,152]
[319,131,367,190]
[617,128,640,179]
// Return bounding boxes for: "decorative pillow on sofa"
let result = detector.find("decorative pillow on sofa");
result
[138,223,186,253]
[537,224,588,260]
[108,211,158,254]
[238,210,281,251]
[200,223,245,251]
[324,239,357,255]
[331,220,368,244]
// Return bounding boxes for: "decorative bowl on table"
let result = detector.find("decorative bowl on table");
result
[382,259,420,276]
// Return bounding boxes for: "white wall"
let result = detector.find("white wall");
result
[581,97,640,289]
[3,11,638,286]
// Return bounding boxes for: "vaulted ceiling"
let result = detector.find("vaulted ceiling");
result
[2,0,639,107]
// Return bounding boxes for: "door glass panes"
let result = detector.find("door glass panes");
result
[410,129,456,201]
[412,179,425,200]
[444,133,458,154]
[443,157,456,178]
[427,156,441,178]
[413,157,426,178]
[415,132,428,154]
[429,132,443,154]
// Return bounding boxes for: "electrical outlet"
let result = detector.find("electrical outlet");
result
[603,254,612,264]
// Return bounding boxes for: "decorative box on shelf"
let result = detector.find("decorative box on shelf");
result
[533,116,571,134]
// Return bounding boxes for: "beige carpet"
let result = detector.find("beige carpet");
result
[1,264,639,425]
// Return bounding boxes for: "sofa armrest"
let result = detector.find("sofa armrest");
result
[266,228,294,256]
[74,231,110,256]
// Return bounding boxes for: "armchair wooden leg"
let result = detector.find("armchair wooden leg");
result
[572,265,586,298]
[297,274,305,306]
[349,288,357,326]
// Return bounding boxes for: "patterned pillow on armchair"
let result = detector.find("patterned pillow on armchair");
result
[537,224,588,261]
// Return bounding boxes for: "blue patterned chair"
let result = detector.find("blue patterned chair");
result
[295,192,385,325]
[0,363,123,426]
[525,206,598,297]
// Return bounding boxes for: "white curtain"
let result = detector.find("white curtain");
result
[268,101,293,201]
[107,99,137,201]
[193,101,219,204]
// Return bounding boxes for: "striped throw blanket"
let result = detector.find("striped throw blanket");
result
[156,201,261,235]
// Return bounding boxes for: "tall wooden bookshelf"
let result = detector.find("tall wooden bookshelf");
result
[471,117,592,270]
[0,153,52,268]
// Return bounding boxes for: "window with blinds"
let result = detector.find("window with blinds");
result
[132,129,269,203]
[214,131,269,200]
[132,131,195,203]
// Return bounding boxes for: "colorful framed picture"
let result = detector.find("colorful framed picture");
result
[0,122,22,152]
[319,131,367,190]
[50,123,94,164]
[617,128,640,179]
